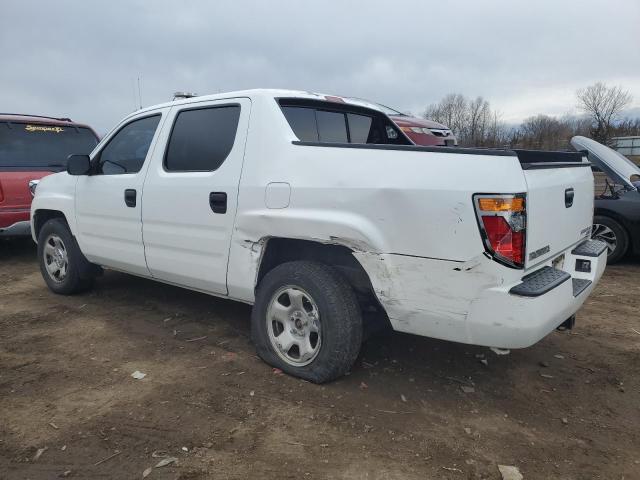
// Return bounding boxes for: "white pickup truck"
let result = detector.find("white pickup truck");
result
[31,89,607,382]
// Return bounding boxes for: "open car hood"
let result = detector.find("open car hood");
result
[571,136,640,191]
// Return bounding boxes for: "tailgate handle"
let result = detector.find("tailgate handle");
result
[209,192,227,214]
[565,188,574,208]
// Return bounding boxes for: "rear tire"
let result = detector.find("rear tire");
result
[37,218,95,295]
[251,261,362,383]
[592,215,628,264]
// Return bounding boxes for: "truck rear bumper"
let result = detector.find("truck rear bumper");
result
[354,239,607,349]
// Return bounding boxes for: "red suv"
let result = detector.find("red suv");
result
[0,114,99,237]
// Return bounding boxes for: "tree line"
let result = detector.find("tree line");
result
[423,82,639,150]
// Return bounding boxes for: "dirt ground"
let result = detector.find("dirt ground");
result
[1,239,639,480]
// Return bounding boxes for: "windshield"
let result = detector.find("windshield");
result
[375,103,407,116]
[0,121,98,168]
[346,97,407,116]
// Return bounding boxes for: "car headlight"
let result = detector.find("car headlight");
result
[400,126,435,135]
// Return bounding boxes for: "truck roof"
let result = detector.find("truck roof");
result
[131,89,369,116]
[0,113,93,130]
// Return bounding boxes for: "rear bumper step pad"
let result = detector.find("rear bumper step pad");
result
[509,266,571,297]
[571,239,607,257]
[572,278,592,297]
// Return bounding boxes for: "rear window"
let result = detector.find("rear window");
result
[165,105,241,172]
[281,107,317,142]
[316,110,348,143]
[280,101,408,146]
[0,122,98,168]
[347,113,373,143]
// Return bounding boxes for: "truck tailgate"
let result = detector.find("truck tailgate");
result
[517,151,594,268]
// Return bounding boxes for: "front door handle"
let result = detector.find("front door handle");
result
[209,192,227,214]
[124,189,137,208]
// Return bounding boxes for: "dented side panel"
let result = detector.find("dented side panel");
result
[353,252,509,343]
[226,95,529,302]
[353,246,606,348]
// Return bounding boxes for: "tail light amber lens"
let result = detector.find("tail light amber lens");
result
[474,194,526,268]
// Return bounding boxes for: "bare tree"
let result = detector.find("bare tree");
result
[423,93,468,139]
[615,117,640,137]
[423,94,505,147]
[576,82,632,144]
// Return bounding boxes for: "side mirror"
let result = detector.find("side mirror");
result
[67,154,91,175]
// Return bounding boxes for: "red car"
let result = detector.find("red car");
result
[348,99,457,147]
[374,104,457,147]
[0,114,99,237]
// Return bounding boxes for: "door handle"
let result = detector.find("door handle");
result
[209,192,227,214]
[124,189,137,208]
[565,188,574,208]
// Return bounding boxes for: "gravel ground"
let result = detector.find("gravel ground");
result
[1,239,639,479]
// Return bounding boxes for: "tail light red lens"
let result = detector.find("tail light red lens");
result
[474,194,526,268]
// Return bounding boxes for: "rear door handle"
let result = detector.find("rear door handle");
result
[124,189,137,208]
[209,192,227,214]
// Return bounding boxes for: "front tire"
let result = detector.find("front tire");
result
[592,215,629,264]
[37,218,95,295]
[251,261,362,383]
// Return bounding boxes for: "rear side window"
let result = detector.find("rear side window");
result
[280,102,408,146]
[165,105,240,172]
[98,115,161,175]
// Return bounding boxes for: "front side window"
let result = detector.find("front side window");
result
[97,115,161,175]
[165,105,241,172]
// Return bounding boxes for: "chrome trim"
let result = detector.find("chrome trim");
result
[29,179,40,196]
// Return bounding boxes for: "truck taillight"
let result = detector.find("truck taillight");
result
[473,194,526,268]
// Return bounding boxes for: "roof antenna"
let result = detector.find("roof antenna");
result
[173,91,198,100]
[137,75,143,109]
[131,78,138,112]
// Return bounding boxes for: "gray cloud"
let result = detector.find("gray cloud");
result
[2,0,639,133]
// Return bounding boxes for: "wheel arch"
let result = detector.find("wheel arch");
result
[593,207,631,232]
[255,237,391,330]
[32,209,69,242]
[593,209,631,260]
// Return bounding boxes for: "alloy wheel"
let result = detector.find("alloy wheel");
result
[43,234,69,282]
[266,286,321,366]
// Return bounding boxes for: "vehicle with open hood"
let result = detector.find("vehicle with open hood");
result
[30,89,606,383]
[571,136,640,263]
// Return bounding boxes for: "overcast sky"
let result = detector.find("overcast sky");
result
[2,0,639,133]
